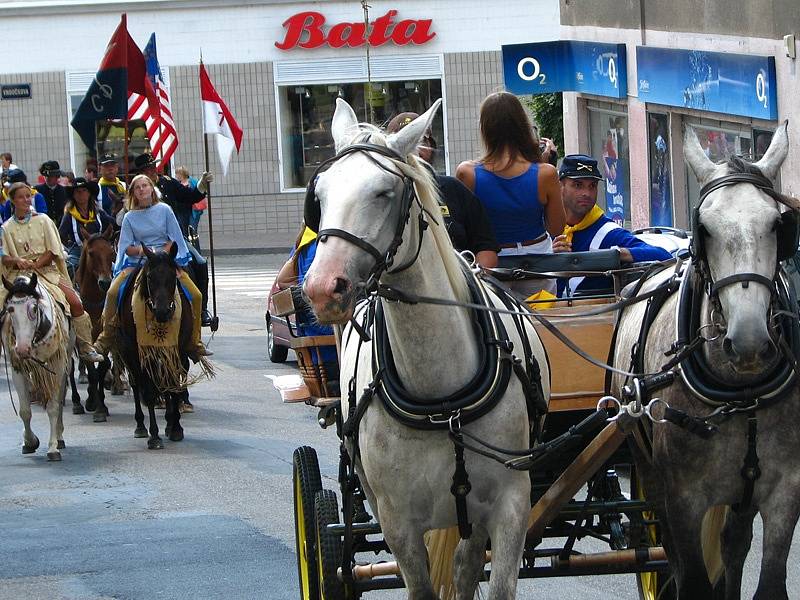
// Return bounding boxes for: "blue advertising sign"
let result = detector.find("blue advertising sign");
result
[502,40,627,99]
[636,47,777,120]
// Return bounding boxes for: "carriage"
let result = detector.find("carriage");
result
[281,101,799,600]
[285,245,686,600]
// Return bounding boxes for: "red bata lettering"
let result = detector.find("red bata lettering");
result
[275,10,436,50]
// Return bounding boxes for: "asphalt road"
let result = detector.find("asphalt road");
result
[0,253,797,600]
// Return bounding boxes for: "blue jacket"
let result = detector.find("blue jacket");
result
[561,214,672,296]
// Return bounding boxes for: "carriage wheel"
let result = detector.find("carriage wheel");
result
[631,469,677,600]
[315,489,348,600]
[293,446,322,600]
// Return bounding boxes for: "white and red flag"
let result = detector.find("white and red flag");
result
[200,62,243,176]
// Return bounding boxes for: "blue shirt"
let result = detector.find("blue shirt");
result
[561,213,672,296]
[473,163,546,244]
[294,240,337,363]
[114,202,191,275]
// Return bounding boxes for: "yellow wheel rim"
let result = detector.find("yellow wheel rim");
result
[295,474,313,599]
[637,477,659,600]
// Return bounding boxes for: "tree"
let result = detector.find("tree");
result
[524,93,564,155]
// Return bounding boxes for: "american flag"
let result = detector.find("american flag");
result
[128,33,178,168]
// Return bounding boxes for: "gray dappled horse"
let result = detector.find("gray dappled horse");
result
[2,274,72,461]
[303,99,550,600]
[612,123,800,599]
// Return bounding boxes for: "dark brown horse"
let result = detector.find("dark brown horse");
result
[74,227,114,422]
[117,244,195,449]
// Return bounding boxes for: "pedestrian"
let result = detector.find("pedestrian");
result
[1,152,19,173]
[385,111,499,268]
[34,160,69,225]
[0,182,103,363]
[84,162,99,182]
[134,153,214,326]
[552,154,671,296]
[59,177,115,274]
[97,153,126,218]
[175,165,206,232]
[456,91,565,295]
[93,174,213,361]
[59,170,76,188]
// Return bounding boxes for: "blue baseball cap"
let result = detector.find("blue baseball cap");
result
[558,154,603,180]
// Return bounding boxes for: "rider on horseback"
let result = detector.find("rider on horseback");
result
[93,174,213,361]
[0,182,104,364]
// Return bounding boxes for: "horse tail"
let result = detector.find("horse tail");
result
[701,504,728,585]
[425,527,460,600]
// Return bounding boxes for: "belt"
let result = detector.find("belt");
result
[499,232,549,250]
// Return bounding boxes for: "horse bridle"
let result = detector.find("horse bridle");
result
[303,141,431,292]
[5,294,51,348]
[141,268,177,317]
[691,172,798,303]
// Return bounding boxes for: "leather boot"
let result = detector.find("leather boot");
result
[192,260,213,326]
[73,313,104,363]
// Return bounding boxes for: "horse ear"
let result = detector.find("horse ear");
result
[169,241,178,260]
[2,276,13,292]
[142,243,155,261]
[753,121,789,182]
[28,273,37,292]
[388,99,443,160]
[683,125,717,185]
[102,224,113,240]
[331,98,359,153]
[79,226,91,241]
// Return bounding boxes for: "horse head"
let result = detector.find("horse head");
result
[2,273,45,358]
[78,225,116,293]
[140,243,178,324]
[684,122,792,373]
[303,98,443,323]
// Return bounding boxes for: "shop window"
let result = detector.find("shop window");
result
[647,113,673,227]
[278,79,445,190]
[588,109,630,226]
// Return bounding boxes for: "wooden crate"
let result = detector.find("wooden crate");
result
[290,334,339,399]
[532,300,616,412]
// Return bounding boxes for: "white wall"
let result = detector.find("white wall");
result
[0,0,559,74]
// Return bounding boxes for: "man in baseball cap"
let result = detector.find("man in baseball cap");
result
[97,153,126,216]
[553,154,670,296]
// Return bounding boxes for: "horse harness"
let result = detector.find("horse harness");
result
[311,142,546,541]
[617,171,800,512]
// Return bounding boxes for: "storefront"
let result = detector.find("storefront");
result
[0,0,559,250]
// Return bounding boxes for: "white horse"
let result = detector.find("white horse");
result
[303,99,550,599]
[2,274,72,461]
[612,123,800,599]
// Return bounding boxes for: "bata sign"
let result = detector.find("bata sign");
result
[275,10,436,50]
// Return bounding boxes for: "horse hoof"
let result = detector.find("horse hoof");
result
[57,440,66,449]
[47,451,62,461]
[147,438,164,450]
[179,402,194,414]
[85,401,97,412]
[22,439,39,454]
[72,404,85,415]
[134,427,148,438]
[93,413,107,423]
[169,428,184,442]
[165,425,172,437]
[79,373,89,384]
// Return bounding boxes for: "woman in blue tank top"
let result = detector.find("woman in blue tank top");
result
[456,92,565,295]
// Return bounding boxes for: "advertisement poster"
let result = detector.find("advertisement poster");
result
[648,113,673,227]
[602,127,625,225]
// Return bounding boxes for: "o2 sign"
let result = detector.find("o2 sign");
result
[517,57,545,84]
[755,71,768,109]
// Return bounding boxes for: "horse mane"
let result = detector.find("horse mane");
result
[339,124,470,302]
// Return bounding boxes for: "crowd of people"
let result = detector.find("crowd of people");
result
[0,153,215,363]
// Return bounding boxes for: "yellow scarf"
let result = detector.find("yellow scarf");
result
[98,176,125,194]
[68,205,96,225]
[298,226,317,250]
[562,205,605,244]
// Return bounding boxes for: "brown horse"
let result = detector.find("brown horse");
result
[74,227,114,422]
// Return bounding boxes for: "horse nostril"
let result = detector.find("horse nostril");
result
[759,339,776,362]
[333,277,350,295]
[722,337,736,359]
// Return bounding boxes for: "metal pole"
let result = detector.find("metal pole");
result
[203,132,219,331]
[361,0,374,124]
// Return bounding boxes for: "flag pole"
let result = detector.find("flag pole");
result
[201,58,219,332]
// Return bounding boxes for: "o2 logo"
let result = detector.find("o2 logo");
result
[595,52,618,89]
[755,71,768,109]
[517,57,546,85]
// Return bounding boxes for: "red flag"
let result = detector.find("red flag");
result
[200,63,243,175]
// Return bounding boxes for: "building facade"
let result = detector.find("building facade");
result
[0,0,558,250]
[554,0,800,230]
